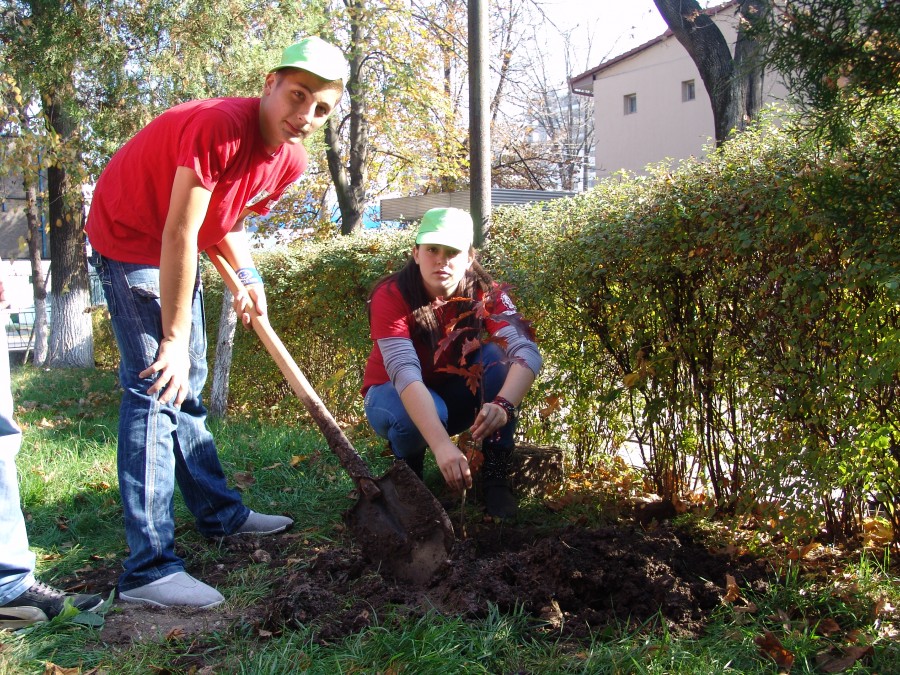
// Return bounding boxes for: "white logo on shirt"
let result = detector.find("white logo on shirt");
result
[246,190,271,208]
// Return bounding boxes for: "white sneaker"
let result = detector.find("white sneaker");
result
[119,572,224,609]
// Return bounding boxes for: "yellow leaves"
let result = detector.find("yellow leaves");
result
[623,372,642,388]
[862,517,893,548]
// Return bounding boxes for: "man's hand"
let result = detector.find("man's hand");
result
[141,337,191,405]
[432,440,472,492]
[232,279,267,327]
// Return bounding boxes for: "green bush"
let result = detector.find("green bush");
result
[94,102,899,549]
[203,230,414,426]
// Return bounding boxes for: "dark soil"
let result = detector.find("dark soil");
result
[70,505,770,649]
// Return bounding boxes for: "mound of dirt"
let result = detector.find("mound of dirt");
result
[264,521,769,641]
[73,516,769,647]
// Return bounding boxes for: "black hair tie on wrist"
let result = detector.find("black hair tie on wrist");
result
[492,395,517,424]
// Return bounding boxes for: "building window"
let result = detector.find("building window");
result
[682,79,696,102]
[623,93,637,115]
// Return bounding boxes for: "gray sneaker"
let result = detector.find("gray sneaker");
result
[119,572,224,609]
[233,510,293,535]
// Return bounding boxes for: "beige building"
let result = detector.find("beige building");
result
[569,1,789,179]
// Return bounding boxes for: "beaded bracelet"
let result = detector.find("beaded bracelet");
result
[491,395,517,424]
[236,267,264,286]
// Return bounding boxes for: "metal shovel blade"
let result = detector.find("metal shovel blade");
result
[344,461,455,586]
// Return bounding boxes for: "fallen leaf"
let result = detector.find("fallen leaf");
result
[816,645,873,673]
[290,455,307,467]
[723,574,740,603]
[233,471,256,490]
[755,630,794,669]
[815,617,841,636]
[165,627,186,641]
[42,662,82,675]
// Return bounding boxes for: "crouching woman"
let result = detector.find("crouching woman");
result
[361,207,542,518]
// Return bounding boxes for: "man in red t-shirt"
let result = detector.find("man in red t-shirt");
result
[86,37,346,609]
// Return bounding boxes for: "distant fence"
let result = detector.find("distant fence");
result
[4,268,104,354]
[5,308,37,352]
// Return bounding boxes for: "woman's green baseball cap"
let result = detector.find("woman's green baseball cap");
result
[415,208,474,252]
[270,37,349,85]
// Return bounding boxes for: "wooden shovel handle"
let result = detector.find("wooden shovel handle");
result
[206,245,380,498]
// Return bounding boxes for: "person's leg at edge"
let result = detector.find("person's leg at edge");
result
[0,322,36,606]
[364,382,451,479]
[0,318,103,628]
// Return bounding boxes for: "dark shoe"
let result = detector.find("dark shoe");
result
[483,478,518,519]
[0,581,103,630]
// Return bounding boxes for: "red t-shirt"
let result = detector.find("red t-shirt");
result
[86,97,308,265]
[362,279,514,393]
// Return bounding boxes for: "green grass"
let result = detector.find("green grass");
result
[2,365,898,674]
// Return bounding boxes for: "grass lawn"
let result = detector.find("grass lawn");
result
[1,365,897,674]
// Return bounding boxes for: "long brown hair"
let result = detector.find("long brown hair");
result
[369,247,494,353]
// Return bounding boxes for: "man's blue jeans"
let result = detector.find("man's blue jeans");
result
[363,342,514,472]
[0,320,36,606]
[92,253,249,592]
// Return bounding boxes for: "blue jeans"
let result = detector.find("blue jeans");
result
[91,253,249,592]
[364,342,514,471]
[0,320,36,605]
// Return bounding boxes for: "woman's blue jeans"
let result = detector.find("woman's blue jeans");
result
[92,253,248,592]
[363,342,515,471]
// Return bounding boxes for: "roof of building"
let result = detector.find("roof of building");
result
[569,1,738,96]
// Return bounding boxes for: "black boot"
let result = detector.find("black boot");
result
[481,444,517,519]
[402,453,425,479]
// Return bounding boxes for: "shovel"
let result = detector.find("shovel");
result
[207,246,454,585]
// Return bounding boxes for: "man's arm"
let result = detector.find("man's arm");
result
[141,166,212,405]
[213,210,267,324]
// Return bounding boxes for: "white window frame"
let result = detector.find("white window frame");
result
[623,93,637,115]
[682,79,696,102]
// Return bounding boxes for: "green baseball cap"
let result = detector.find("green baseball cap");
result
[415,208,474,252]
[270,37,349,84]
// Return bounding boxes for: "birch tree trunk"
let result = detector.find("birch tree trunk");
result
[23,176,49,366]
[209,287,237,418]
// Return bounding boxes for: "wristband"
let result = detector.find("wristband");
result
[236,267,263,286]
[491,395,517,424]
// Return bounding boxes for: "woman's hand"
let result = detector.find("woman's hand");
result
[470,401,509,442]
[432,441,472,491]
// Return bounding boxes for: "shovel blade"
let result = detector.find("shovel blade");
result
[344,462,455,586]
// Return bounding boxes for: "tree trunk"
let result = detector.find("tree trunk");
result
[23,175,49,366]
[326,5,368,236]
[44,97,93,368]
[653,0,768,145]
[209,287,237,418]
